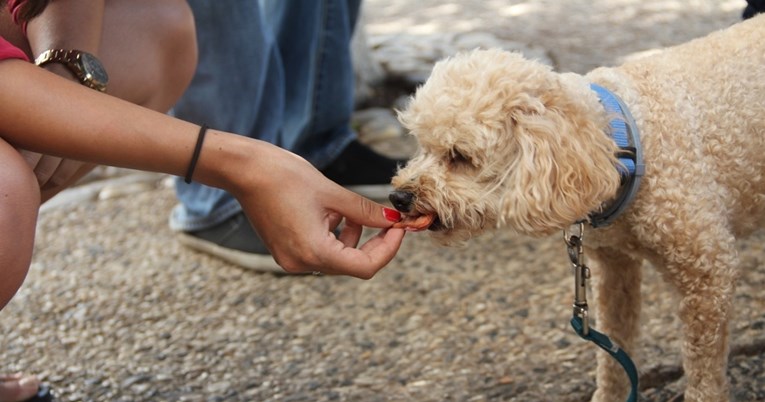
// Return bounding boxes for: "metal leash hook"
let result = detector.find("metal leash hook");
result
[563,222,590,336]
[562,223,640,402]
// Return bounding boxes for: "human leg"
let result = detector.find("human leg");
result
[266,0,401,188]
[167,0,287,271]
[9,0,197,202]
[100,0,197,112]
[170,0,279,233]
[0,139,39,312]
[260,0,360,164]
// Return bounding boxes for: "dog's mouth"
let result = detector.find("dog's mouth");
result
[388,190,444,232]
[427,215,443,231]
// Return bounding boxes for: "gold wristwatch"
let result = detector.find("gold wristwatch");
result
[34,49,109,92]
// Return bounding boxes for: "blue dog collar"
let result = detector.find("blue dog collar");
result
[588,83,644,228]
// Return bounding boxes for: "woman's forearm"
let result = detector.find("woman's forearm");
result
[0,58,255,193]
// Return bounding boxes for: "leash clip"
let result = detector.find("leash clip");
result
[562,222,640,402]
[564,223,590,335]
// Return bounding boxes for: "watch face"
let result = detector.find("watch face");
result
[80,52,109,87]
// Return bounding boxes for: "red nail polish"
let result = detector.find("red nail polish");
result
[383,207,402,222]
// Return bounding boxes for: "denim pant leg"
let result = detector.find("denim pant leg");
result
[170,0,361,232]
[263,0,361,166]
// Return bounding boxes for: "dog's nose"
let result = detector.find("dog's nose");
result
[389,190,415,213]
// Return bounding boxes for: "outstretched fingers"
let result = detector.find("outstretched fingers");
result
[319,227,406,279]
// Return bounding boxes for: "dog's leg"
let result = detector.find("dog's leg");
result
[667,240,738,402]
[657,232,738,402]
[587,248,642,402]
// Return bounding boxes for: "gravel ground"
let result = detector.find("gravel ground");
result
[2,1,765,401]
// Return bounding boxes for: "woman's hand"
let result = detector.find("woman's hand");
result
[19,149,92,202]
[224,139,406,278]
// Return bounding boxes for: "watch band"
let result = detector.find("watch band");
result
[34,49,108,92]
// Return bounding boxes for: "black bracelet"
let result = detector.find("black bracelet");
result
[184,124,209,184]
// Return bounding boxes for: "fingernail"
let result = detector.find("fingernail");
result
[383,207,401,222]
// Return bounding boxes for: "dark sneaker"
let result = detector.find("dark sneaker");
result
[177,212,285,273]
[743,0,765,19]
[320,139,405,199]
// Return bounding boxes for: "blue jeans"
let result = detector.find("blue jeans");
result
[170,0,361,231]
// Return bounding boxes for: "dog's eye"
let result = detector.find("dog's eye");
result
[448,149,473,168]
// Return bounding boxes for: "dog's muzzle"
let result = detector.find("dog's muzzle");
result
[388,190,415,213]
[388,190,443,231]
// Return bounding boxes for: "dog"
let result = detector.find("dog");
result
[389,14,765,402]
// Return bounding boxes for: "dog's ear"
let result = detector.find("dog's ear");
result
[499,97,622,235]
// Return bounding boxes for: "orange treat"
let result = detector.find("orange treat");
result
[393,214,435,231]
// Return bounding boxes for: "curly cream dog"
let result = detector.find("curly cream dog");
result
[389,14,765,402]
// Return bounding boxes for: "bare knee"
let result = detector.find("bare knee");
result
[102,0,197,111]
[0,141,40,310]
[146,0,198,108]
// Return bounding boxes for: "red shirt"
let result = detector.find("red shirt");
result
[0,36,28,62]
[1,0,29,61]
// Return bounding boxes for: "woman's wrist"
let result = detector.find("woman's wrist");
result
[191,130,270,195]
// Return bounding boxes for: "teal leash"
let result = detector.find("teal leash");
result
[564,224,639,402]
[570,316,639,402]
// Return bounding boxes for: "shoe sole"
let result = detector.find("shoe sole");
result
[177,232,287,273]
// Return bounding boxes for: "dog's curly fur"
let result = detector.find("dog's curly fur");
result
[391,14,765,402]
